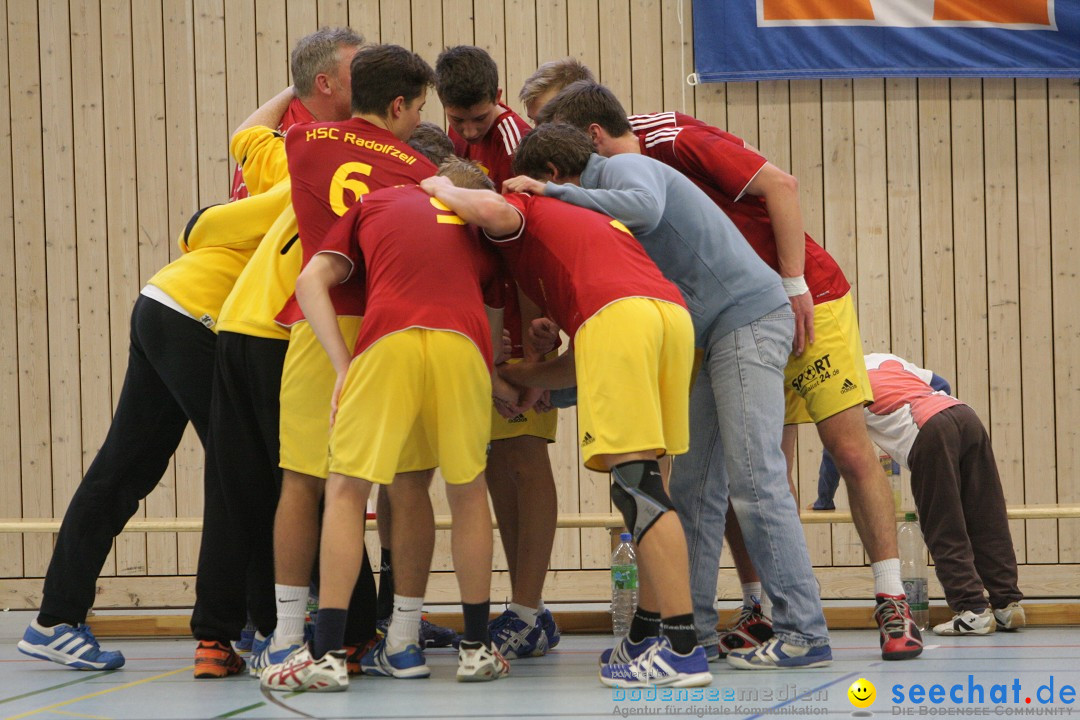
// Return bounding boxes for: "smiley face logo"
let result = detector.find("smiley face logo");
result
[848,678,876,708]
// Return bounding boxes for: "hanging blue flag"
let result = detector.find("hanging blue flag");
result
[692,0,1080,81]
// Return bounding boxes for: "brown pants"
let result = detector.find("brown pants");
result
[908,405,1023,613]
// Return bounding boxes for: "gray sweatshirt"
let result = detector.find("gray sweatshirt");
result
[545,153,788,346]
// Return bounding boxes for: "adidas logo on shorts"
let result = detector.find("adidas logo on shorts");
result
[508,414,527,423]
[581,432,595,447]
[840,378,857,393]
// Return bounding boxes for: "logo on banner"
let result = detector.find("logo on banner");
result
[758,0,1055,29]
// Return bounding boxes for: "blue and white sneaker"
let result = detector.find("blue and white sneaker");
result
[599,634,662,666]
[725,637,833,670]
[419,616,459,649]
[18,621,125,670]
[235,621,256,654]
[599,638,712,688]
[360,638,430,678]
[248,633,302,677]
[538,608,561,649]
[489,609,549,659]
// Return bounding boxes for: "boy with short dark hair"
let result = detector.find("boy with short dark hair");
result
[434,44,562,659]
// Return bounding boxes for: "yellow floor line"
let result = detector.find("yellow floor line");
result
[5,666,193,720]
[52,710,113,720]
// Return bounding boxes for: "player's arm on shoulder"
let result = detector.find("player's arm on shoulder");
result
[420,176,523,237]
[229,87,295,194]
[545,155,665,235]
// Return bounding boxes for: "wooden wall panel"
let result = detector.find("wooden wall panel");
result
[10,0,54,578]
[3,1,1078,604]
[982,78,1026,563]
[0,0,23,577]
[1015,79,1058,564]
[1048,78,1080,562]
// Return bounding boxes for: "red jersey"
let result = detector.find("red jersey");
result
[276,117,438,325]
[449,103,530,192]
[230,97,314,200]
[489,194,685,340]
[318,185,504,366]
[630,113,850,305]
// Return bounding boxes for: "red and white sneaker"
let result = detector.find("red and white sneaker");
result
[717,604,774,659]
[261,645,348,692]
[874,595,923,661]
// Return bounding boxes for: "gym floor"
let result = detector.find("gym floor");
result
[2,609,1078,720]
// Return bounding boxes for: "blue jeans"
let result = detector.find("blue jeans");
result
[670,307,830,650]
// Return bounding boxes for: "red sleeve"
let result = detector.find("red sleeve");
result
[483,193,527,244]
[316,199,365,283]
[483,249,508,309]
[669,126,769,201]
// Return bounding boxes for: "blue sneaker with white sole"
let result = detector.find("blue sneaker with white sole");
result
[725,637,833,670]
[599,638,712,688]
[18,621,125,670]
[248,632,302,677]
[538,608,561,649]
[360,638,430,678]
[489,609,548,659]
[599,634,662,666]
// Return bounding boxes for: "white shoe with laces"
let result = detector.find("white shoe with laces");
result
[933,608,996,636]
[260,645,348,692]
[456,640,510,682]
[993,602,1026,631]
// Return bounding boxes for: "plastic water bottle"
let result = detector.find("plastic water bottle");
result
[898,512,929,630]
[610,532,639,636]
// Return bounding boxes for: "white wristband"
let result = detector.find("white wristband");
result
[781,275,809,297]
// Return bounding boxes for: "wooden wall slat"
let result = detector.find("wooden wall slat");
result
[348,0,380,42]
[550,409,583,571]
[852,78,889,350]
[503,0,537,120]
[917,78,957,385]
[223,0,257,135]
[162,0,203,574]
[660,0,692,116]
[472,0,504,100]
[566,0,598,78]
[133,0,179,576]
[1015,78,1058,564]
[1048,77,1080,562]
[950,78,990,421]
[193,0,229,203]
[286,0,319,65]
[101,0,147,576]
[982,78,1026,563]
[725,82,758,146]
[38,0,82,532]
[0,0,24,578]
[10,0,55,578]
[884,78,922,362]
[410,0,445,125]
[534,0,567,67]
[441,0,474,48]
[318,0,349,27]
[379,0,411,46]
[254,0,288,105]
[627,0,661,114]
[597,0,630,107]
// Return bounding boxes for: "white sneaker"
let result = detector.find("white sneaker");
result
[260,646,348,692]
[993,602,1026,631]
[933,608,996,636]
[456,640,510,682]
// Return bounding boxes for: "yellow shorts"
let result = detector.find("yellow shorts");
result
[784,293,874,424]
[329,329,491,485]
[490,357,558,442]
[574,298,694,471]
[279,317,362,478]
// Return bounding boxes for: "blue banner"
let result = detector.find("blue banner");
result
[692,1,1080,81]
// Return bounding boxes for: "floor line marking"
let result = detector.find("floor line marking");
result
[4,665,193,720]
[52,710,113,720]
[744,670,861,720]
[0,673,113,707]
[215,701,267,718]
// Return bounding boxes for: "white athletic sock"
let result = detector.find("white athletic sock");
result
[509,602,539,626]
[872,558,905,598]
[274,584,309,646]
[741,582,763,608]
[387,594,424,651]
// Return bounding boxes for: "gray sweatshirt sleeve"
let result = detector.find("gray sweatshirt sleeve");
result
[544,155,667,236]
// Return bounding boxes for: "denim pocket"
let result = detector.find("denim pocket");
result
[751,309,795,372]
